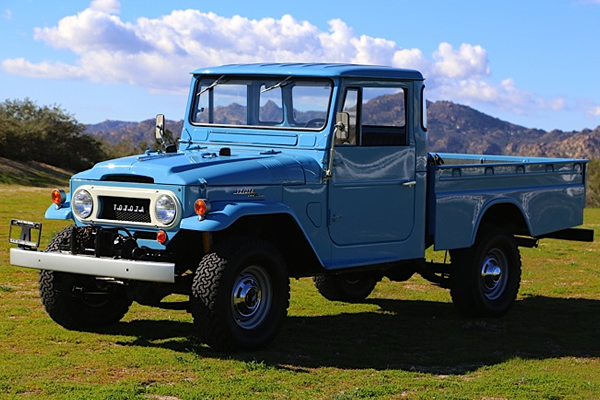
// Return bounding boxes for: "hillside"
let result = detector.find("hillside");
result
[85,101,600,160]
[0,156,71,187]
[427,101,600,159]
[85,119,184,145]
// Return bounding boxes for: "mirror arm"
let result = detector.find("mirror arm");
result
[324,134,336,181]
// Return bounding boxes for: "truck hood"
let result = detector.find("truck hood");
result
[73,151,322,186]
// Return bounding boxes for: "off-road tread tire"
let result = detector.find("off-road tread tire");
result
[39,225,132,329]
[450,227,521,318]
[313,273,380,303]
[191,238,289,351]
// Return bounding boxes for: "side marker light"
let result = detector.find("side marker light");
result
[51,189,66,207]
[194,199,211,220]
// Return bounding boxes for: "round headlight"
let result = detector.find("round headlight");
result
[73,189,93,219]
[155,194,176,225]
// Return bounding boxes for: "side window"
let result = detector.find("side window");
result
[340,88,359,145]
[361,87,406,146]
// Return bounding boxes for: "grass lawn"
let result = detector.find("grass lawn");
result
[1,186,599,399]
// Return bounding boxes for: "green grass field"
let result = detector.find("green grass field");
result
[1,186,599,399]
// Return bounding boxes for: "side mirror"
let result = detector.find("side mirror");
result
[334,112,350,142]
[155,114,165,142]
[154,114,177,153]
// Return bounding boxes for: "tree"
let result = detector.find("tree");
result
[0,98,106,171]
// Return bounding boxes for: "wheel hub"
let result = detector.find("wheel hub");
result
[231,265,272,330]
[480,250,508,300]
[233,278,262,316]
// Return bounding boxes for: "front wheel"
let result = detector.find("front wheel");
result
[190,238,289,351]
[450,227,521,317]
[40,226,132,329]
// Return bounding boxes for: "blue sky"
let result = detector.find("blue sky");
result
[1,0,600,132]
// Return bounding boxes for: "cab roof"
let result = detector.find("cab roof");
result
[191,63,424,81]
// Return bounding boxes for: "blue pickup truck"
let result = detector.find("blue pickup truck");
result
[9,63,593,351]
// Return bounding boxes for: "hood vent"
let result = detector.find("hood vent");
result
[101,174,155,184]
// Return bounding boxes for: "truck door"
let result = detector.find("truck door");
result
[328,87,416,246]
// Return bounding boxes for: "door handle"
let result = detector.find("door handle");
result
[402,180,417,187]
[330,213,343,223]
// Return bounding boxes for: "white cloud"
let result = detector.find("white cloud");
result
[432,78,525,112]
[2,58,85,80]
[433,42,490,79]
[0,2,563,116]
[34,9,148,53]
[90,0,120,14]
[589,106,600,117]
[4,9,12,20]
[391,48,430,73]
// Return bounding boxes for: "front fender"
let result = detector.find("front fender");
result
[180,201,297,232]
[44,192,73,220]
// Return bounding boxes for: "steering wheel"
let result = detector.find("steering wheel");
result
[304,118,326,128]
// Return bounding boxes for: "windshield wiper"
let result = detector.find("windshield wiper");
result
[261,76,292,93]
[197,75,226,96]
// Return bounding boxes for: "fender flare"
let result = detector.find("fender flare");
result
[469,197,533,246]
[180,200,301,232]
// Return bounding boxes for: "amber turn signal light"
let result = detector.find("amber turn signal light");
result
[51,189,66,206]
[156,230,168,244]
[194,199,211,219]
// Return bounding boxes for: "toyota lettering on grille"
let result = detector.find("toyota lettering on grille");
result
[114,204,145,213]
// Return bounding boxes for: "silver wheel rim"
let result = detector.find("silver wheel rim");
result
[479,248,508,301]
[231,265,272,330]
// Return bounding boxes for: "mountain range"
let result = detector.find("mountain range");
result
[85,101,600,160]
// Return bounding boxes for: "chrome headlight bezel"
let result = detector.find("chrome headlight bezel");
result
[154,194,177,225]
[72,189,93,219]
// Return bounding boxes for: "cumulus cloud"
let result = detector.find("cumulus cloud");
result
[433,42,490,79]
[90,0,120,14]
[3,9,12,20]
[34,9,149,54]
[0,0,562,114]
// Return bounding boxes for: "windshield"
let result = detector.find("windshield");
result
[191,76,332,130]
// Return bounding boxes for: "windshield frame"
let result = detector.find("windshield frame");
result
[189,75,334,132]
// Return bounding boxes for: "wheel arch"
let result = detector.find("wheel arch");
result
[211,212,324,278]
[474,200,532,243]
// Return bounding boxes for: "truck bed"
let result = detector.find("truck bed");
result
[426,152,588,250]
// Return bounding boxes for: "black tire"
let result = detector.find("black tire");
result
[190,238,290,351]
[313,273,380,303]
[39,225,132,330]
[450,227,521,317]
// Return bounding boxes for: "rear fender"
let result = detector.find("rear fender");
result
[471,199,532,244]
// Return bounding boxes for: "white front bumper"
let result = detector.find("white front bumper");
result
[10,248,175,283]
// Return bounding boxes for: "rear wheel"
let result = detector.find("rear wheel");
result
[190,238,289,351]
[39,226,132,329]
[313,273,380,303]
[450,227,521,317]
